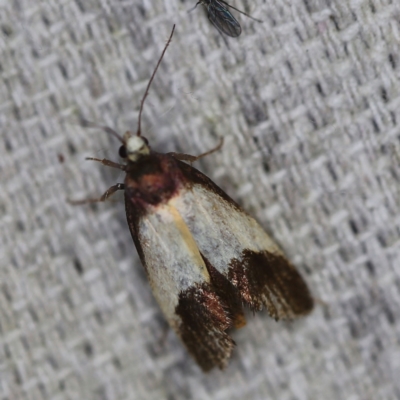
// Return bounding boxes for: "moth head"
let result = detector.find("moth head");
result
[119,131,150,162]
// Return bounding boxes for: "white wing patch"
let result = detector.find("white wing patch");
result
[138,201,210,327]
[170,184,283,274]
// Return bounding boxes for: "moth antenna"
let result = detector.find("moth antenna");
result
[136,25,176,137]
[81,119,124,144]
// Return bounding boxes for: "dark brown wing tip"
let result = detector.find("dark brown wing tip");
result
[228,249,314,320]
[175,283,235,371]
[201,254,247,329]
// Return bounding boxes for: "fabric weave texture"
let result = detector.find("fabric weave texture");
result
[1,1,399,399]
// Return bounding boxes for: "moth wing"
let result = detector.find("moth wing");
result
[125,200,235,371]
[175,161,314,320]
[207,1,242,37]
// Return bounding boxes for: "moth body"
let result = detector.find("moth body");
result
[71,26,313,372]
[121,139,314,371]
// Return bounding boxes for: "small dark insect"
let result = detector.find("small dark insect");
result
[193,0,262,37]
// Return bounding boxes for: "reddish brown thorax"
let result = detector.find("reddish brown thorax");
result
[124,153,184,209]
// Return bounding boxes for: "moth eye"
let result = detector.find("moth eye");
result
[119,145,127,158]
[142,137,149,145]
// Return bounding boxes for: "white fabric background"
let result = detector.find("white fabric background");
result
[1,0,399,399]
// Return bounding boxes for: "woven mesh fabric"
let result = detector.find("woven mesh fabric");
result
[1,0,400,399]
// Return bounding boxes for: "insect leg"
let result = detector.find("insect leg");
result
[68,183,125,205]
[169,138,224,163]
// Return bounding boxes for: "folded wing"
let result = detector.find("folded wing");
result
[126,200,236,371]
[175,161,314,320]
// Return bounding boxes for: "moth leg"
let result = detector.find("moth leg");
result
[86,157,126,171]
[68,183,125,205]
[169,137,224,163]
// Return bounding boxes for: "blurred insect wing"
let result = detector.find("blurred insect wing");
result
[207,0,242,37]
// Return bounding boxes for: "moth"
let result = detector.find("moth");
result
[71,26,313,371]
[192,0,262,37]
